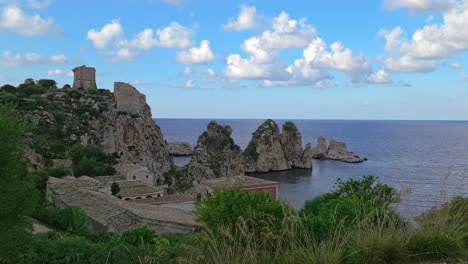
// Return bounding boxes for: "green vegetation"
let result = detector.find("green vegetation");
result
[282,121,298,132]
[243,141,259,161]
[164,166,192,192]
[195,188,294,232]
[69,144,116,176]
[111,181,121,196]
[0,104,38,262]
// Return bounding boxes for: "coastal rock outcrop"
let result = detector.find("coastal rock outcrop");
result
[312,137,366,163]
[243,119,289,173]
[312,136,328,159]
[99,82,173,184]
[280,122,313,169]
[168,142,193,156]
[327,139,367,163]
[187,121,244,180]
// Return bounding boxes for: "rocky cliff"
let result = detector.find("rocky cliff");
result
[312,137,366,163]
[281,122,313,169]
[97,82,173,184]
[7,78,173,185]
[243,119,289,173]
[187,121,244,180]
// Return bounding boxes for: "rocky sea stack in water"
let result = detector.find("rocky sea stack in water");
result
[244,119,313,173]
[168,142,193,156]
[281,122,313,169]
[187,121,244,180]
[312,137,366,163]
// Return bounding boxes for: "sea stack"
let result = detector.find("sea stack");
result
[168,142,193,156]
[243,119,289,173]
[187,121,244,180]
[312,137,366,163]
[281,122,313,169]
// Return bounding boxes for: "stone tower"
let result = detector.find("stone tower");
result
[72,65,97,90]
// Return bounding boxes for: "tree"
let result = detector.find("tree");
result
[0,104,38,262]
[111,182,120,196]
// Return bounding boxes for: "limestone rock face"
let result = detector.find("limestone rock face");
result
[312,137,366,163]
[187,121,244,180]
[99,82,173,184]
[168,142,193,156]
[244,119,289,173]
[114,82,147,115]
[327,139,366,163]
[280,122,313,169]
[312,136,328,159]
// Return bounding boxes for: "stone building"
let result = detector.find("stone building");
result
[72,65,97,90]
[46,176,201,234]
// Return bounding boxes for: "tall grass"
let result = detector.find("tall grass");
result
[184,217,347,264]
[181,196,468,264]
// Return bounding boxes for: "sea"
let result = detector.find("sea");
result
[155,118,468,216]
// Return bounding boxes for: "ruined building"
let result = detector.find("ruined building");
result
[72,65,97,90]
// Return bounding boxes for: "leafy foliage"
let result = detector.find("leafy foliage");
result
[111,182,120,196]
[69,144,116,176]
[194,188,294,232]
[300,175,402,240]
[0,104,38,262]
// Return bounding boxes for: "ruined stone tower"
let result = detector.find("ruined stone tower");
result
[72,65,97,90]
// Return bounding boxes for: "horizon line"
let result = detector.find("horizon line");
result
[152,117,468,122]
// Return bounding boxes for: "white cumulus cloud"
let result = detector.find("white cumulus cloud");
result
[87,19,123,49]
[379,2,468,73]
[224,11,371,87]
[176,40,215,64]
[223,5,258,31]
[0,6,61,36]
[157,22,193,49]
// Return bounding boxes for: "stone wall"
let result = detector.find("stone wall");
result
[72,65,97,90]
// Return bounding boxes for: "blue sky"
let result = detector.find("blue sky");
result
[0,0,467,120]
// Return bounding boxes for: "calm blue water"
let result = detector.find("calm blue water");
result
[156,119,468,216]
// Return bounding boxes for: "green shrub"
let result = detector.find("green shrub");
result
[0,104,38,262]
[17,83,47,97]
[37,79,57,88]
[121,226,157,246]
[0,84,16,93]
[111,182,120,196]
[49,207,89,236]
[194,188,294,232]
[48,168,69,178]
[69,144,116,176]
[300,175,402,241]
